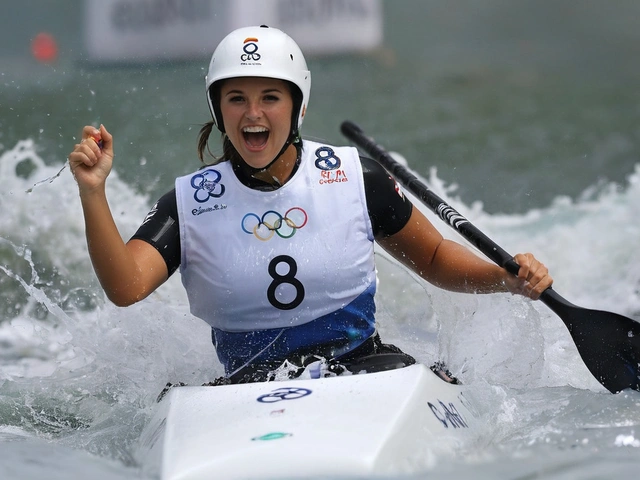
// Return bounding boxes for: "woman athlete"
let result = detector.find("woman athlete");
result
[69,26,552,383]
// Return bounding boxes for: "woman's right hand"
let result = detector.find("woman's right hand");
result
[68,124,114,193]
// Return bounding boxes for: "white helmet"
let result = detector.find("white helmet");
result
[205,25,311,134]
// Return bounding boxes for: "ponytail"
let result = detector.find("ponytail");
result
[197,121,215,163]
[197,121,243,165]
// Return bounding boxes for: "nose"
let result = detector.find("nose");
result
[244,100,262,121]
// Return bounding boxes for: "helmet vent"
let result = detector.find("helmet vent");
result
[290,54,294,61]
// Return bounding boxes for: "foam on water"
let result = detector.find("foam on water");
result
[2,139,640,478]
[0,140,220,475]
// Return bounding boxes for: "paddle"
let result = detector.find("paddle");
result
[340,120,640,394]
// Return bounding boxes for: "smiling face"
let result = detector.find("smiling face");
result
[219,77,295,170]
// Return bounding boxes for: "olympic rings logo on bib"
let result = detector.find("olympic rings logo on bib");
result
[241,207,308,241]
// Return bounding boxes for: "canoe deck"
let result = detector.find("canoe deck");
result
[137,364,483,479]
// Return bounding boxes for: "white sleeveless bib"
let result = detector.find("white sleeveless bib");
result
[175,140,376,332]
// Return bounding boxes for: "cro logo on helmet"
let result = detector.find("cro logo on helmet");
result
[240,37,261,64]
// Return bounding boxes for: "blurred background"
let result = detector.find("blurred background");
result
[2,0,639,214]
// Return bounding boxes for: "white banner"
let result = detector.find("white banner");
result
[83,0,382,63]
[227,0,383,55]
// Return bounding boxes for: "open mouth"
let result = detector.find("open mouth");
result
[243,126,270,148]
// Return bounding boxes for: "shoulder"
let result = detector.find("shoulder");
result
[360,155,387,176]
[136,188,178,233]
[360,155,396,193]
[131,188,181,275]
[156,188,178,215]
[359,156,414,238]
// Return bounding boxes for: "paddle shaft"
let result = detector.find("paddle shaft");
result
[339,122,577,309]
[341,122,522,272]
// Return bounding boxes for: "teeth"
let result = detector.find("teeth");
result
[243,126,268,133]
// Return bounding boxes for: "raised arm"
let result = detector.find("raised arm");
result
[69,125,168,306]
[377,207,552,299]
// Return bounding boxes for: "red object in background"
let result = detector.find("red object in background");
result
[31,32,58,63]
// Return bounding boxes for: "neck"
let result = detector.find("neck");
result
[249,143,299,187]
[231,142,301,191]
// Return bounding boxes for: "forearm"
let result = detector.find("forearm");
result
[378,208,509,295]
[80,188,156,305]
[70,125,169,305]
[425,240,509,294]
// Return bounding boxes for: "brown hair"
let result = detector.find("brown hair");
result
[197,121,243,165]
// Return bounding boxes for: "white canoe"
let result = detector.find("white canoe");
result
[136,364,483,479]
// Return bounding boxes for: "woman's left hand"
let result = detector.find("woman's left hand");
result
[504,253,553,300]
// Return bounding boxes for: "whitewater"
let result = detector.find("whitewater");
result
[1,137,640,478]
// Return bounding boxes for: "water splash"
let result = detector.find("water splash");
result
[2,138,640,477]
[25,161,69,193]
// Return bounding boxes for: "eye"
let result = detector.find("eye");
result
[228,95,245,103]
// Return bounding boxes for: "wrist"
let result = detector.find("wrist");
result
[78,182,108,203]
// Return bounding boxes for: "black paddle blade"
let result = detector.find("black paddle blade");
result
[542,289,640,393]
